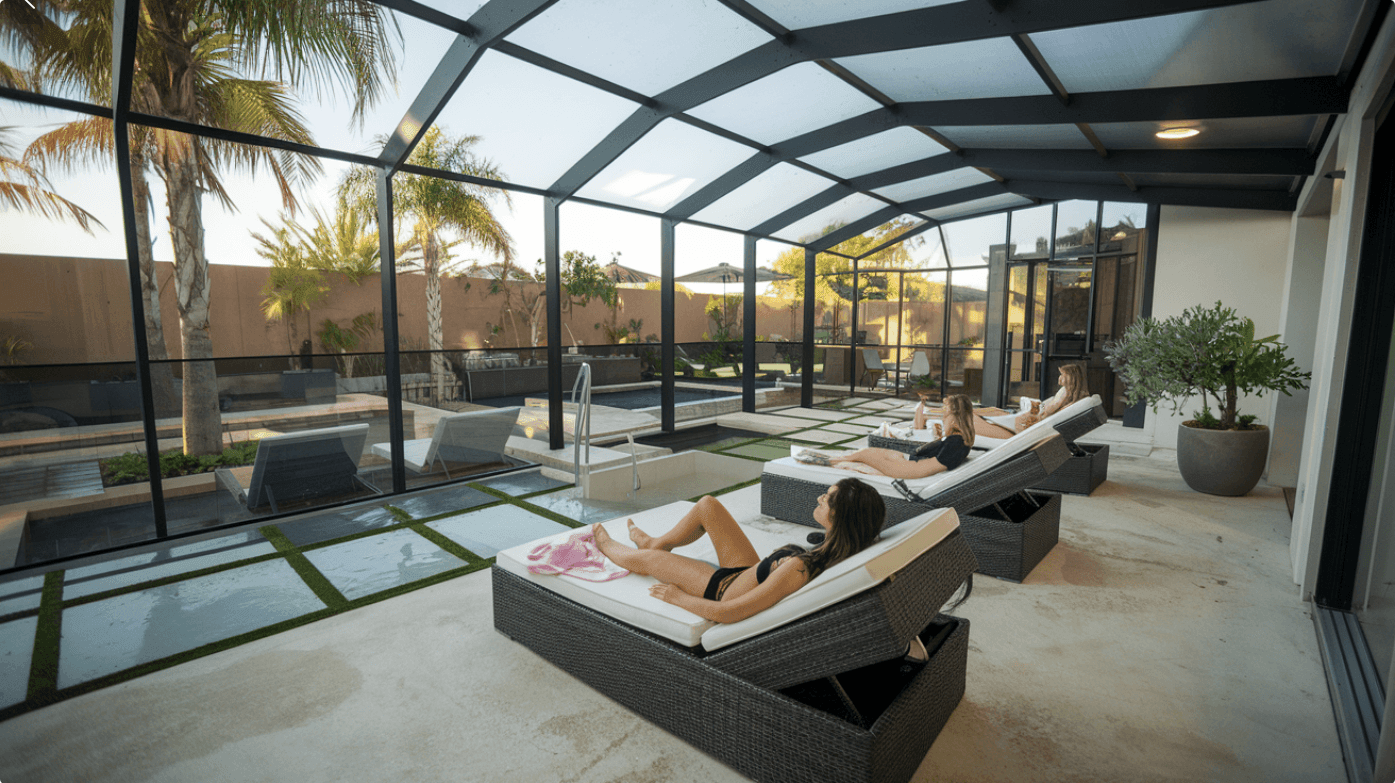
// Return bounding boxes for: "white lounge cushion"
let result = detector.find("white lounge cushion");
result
[701,507,959,651]
[495,503,795,647]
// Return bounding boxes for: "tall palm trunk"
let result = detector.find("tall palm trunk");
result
[130,147,178,418]
[165,146,222,455]
[423,231,446,401]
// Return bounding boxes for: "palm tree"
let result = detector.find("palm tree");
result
[3,0,398,454]
[341,127,516,402]
[0,126,101,232]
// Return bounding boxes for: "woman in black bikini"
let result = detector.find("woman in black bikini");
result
[591,478,885,624]
[817,394,978,480]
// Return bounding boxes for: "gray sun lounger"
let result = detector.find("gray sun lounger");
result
[215,423,375,514]
[492,508,978,783]
[370,406,521,477]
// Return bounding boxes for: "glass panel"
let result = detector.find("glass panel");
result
[923,194,1032,223]
[464,192,547,353]
[748,0,958,29]
[432,50,639,189]
[1089,116,1321,150]
[577,120,756,211]
[676,224,744,359]
[1010,205,1053,263]
[687,62,883,146]
[1006,263,1030,356]
[1100,202,1147,256]
[836,38,1052,102]
[907,227,948,270]
[800,128,949,180]
[771,193,886,243]
[1054,200,1099,260]
[690,162,836,231]
[1031,263,1048,357]
[933,124,1094,150]
[832,218,925,261]
[754,239,799,402]
[555,202,659,350]
[1027,0,1365,93]
[308,10,458,157]
[0,9,110,106]
[505,0,771,96]
[1048,267,1093,357]
[949,269,989,349]
[945,349,985,403]
[873,167,994,204]
[902,271,947,349]
[1003,350,1039,407]
[940,213,1008,268]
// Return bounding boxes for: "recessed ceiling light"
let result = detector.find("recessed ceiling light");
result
[1156,127,1201,139]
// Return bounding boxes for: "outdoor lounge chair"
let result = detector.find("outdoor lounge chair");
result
[215,423,375,514]
[869,396,1109,495]
[859,348,887,390]
[370,406,521,477]
[492,503,978,783]
[762,423,1072,582]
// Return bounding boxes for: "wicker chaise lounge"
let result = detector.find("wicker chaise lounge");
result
[762,425,1073,582]
[869,395,1111,495]
[492,504,978,783]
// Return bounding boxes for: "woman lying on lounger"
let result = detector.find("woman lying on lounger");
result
[591,478,885,624]
[805,393,978,480]
[1013,363,1089,432]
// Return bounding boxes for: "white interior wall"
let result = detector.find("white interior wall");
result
[1144,206,1293,450]
[1267,212,1330,487]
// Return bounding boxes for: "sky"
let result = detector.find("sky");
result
[0,8,1135,295]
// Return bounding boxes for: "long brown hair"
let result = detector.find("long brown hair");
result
[941,394,976,447]
[1058,364,1089,406]
[799,477,884,580]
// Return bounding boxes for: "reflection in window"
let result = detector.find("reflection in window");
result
[1054,200,1098,260]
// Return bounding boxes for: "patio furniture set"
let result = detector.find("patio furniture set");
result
[491,395,1111,783]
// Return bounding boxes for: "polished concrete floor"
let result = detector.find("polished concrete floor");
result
[0,400,1343,783]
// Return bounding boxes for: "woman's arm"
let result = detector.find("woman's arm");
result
[650,559,810,624]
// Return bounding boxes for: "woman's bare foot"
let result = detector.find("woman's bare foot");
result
[591,523,614,552]
[626,519,657,549]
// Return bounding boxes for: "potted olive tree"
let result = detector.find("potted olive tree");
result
[1105,301,1310,496]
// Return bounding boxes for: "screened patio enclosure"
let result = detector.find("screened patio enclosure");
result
[0,0,1385,568]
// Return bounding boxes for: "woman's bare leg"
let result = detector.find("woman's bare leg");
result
[592,525,714,596]
[629,496,759,568]
[974,415,1016,438]
[830,448,942,480]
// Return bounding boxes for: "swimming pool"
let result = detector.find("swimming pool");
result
[475,382,775,411]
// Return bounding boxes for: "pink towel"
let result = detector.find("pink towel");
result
[526,529,630,582]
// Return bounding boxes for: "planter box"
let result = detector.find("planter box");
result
[1030,444,1109,496]
[960,491,1060,582]
[280,368,336,404]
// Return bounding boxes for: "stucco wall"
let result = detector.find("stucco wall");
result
[1145,205,1295,450]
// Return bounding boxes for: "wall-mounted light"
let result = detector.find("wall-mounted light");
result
[1155,127,1201,140]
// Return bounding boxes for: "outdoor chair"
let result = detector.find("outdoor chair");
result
[870,396,1110,495]
[859,348,886,390]
[762,425,1072,582]
[370,406,521,478]
[492,503,978,783]
[215,423,376,514]
[909,350,931,380]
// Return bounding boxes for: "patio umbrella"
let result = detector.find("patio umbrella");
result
[675,263,792,323]
[601,261,658,285]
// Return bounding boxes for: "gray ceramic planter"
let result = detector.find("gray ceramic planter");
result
[1176,424,1270,496]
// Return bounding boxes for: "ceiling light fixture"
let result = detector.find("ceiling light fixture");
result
[1156,127,1201,139]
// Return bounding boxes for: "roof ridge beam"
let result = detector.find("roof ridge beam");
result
[379,0,560,171]
[547,0,1269,199]
[809,182,1010,251]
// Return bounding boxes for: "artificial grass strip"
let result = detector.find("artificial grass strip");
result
[260,526,349,611]
[693,477,762,502]
[507,498,584,529]
[62,550,287,608]
[469,484,516,502]
[409,523,486,566]
[386,505,413,523]
[25,571,63,704]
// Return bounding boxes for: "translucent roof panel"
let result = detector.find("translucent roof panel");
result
[771,193,888,243]
[1027,0,1365,93]
[1089,116,1321,150]
[837,38,1053,102]
[686,63,883,146]
[691,163,838,231]
[505,0,771,96]
[933,125,1093,150]
[873,168,994,204]
[924,194,1032,223]
[1009,205,1054,262]
[431,50,639,189]
[412,0,490,21]
[908,227,949,270]
[576,120,756,211]
[748,0,959,29]
[799,128,949,180]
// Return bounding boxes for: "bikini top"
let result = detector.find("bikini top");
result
[755,544,806,582]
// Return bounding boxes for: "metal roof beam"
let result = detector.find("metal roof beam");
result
[808,183,1009,251]
[959,148,1316,177]
[1005,179,1299,211]
[549,0,1269,199]
[379,0,560,171]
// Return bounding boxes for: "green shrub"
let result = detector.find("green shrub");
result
[100,441,262,487]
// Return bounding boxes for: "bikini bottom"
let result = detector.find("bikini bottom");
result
[704,566,747,601]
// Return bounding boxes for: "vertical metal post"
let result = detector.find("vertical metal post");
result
[895,270,906,396]
[742,235,757,413]
[112,0,166,537]
[545,198,564,450]
[1085,201,1104,355]
[941,265,953,395]
[849,260,860,397]
[661,219,676,432]
[802,249,816,408]
[376,170,406,494]
[1041,204,1059,401]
